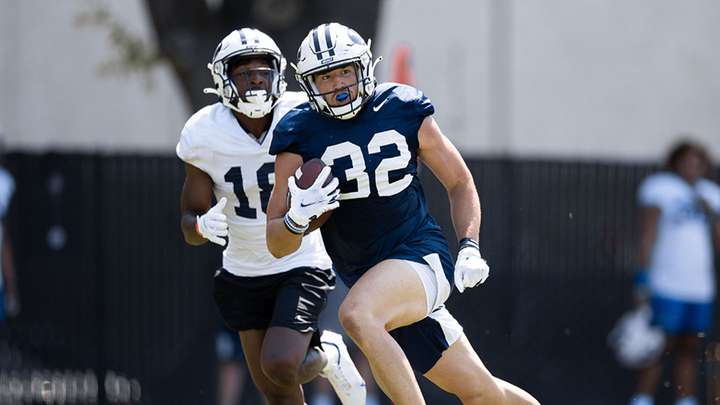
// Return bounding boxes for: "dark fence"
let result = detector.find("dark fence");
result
[0,152,715,404]
[2,153,220,404]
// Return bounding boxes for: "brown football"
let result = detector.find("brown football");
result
[296,158,333,189]
[294,158,335,231]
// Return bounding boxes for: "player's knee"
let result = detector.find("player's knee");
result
[338,300,377,339]
[261,356,300,387]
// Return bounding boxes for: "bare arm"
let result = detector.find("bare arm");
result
[637,206,660,268]
[266,152,304,258]
[180,163,214,245]
[417,116,480,241]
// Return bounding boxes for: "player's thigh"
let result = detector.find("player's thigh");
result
[423,334,502,399]
[261,326,314,371]
[424,335,538,405]
[340,259,427,331]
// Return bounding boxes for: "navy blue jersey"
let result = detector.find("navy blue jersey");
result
[271,83,453,286]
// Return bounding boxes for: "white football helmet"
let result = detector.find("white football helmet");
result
[204,28,287,118]
[607,305,666,368]
[294,23,381,120]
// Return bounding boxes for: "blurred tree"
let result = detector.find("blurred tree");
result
[79,0,380,111]
[144,0,381,110]
[144,0,224,110]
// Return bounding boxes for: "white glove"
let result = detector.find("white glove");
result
[285,166,340,231]
[196,197,229,246]
[454,246,490,293]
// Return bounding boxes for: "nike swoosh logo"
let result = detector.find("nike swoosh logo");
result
[300,201,318,208]
[373,99,389,112]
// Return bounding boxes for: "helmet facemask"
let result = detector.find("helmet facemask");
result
[224,56,281,118]
[205,28,287,118]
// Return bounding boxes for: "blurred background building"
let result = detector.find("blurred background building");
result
[0,0,719,404]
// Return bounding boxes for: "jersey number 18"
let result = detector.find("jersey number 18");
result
[223,162,274,219]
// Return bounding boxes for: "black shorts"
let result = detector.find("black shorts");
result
[213,267,336,334]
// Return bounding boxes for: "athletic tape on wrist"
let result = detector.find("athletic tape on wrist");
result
[284,213,309,235]
[458,237,480,252]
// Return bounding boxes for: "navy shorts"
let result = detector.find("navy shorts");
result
[337,231,461,374]
[390,306,464,374]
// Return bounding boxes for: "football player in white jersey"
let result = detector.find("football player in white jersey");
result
[630,141,720,405]
[176,28,365,405]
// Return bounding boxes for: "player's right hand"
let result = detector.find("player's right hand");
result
[196,197,229,246]
[286,166,340,228]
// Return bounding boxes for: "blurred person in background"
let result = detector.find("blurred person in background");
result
[267,22,539,405]
[216,325,249,405]
[177,28,365,404]
[0,132,19,327]
[630,141,720,405]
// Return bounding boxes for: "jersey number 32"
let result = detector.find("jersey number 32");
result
[321,130,412,200]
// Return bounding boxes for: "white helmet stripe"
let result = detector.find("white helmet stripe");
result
[323,24,336,57]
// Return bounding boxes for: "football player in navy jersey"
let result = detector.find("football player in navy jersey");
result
[266,23,539,405]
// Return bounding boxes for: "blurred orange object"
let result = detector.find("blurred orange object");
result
[390,44,415,85]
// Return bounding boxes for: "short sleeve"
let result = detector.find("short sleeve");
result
[378,84,436,149]
[390,84,435,120]
[269,116,299,156]
[411,88,435,119]
[176,126,198,164]
[637,176,665,208]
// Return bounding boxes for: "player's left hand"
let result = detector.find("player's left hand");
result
[454,242,490,293]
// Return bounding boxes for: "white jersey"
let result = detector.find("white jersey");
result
[176,92,332,277]
[638,172,720,302]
